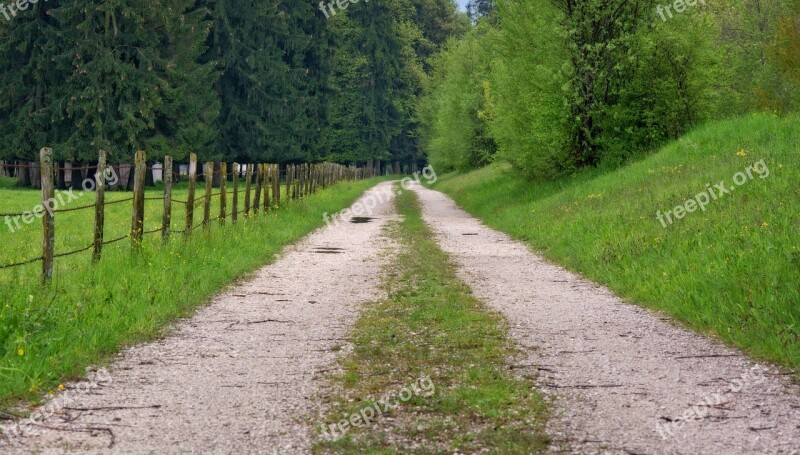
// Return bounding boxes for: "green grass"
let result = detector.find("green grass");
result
[433,113,800,369]
[314,188,548,454]
[0,180,253,270]
[0,177,385,409]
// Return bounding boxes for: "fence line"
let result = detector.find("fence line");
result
[1,150,381,282]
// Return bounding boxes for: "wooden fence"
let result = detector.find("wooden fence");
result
[0,149,378,283]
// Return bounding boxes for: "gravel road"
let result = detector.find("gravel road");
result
[410,183,800,455]
[1,182,398,455]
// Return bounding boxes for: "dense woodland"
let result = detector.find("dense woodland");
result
[0,0,465,168]
[0,0,798,176]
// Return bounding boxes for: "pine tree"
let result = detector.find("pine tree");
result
[47,0,169,162]
[0,0,68,162]
[207,1,328,163]
[147,0,219,162]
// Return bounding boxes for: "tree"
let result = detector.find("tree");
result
[0,0,67,162]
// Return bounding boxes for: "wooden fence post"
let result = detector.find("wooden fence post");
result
[244,164,253,216]
[40,147,55,282]
[268,163,270,213]
[93,150,107,262]
[232,163,240,223]
[273,164,280,207]
[253,163,262,215]
[162,155,173,241]
[203,161,213,227]
[287,165,293,201]
[305,164,311,196]
[131,151,146,249]
[185,153,197,236]
[219,162,227,225]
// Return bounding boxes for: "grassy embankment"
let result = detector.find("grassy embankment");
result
[315,189,548,454]
[0,176,386,409]
[433,113,800,369]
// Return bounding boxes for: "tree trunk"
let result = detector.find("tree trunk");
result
[145,163,155,187]
[56,162,66,189]
[126,163,136,191]
[30,161,42,189]
[16,162,30,187]
[70,164,83,190]
[212,161,222,187]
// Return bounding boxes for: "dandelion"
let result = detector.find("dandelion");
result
[58,384,65,391]
[737,149,747,157]
[17,348,24,356]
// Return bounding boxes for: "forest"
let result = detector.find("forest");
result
[0,0,465,169]
[1,0,797,178]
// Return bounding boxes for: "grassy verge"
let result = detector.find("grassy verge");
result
[0,177,385,409]
[433,113,800,369]
[314,189,548,454]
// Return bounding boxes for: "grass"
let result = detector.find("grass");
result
[0,179,252,270]
[314,188,548,454]
[432,113,800,369]
[0,177,386,409]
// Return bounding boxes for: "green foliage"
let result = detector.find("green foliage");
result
[421,27,497,172]
[706,0,800,116]
[434,114,800,368]
[0,0,465,168]
[421,0,800,179]
[488,0,570,178]
[324,0,465,166]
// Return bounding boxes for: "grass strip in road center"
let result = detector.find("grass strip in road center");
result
[314,188,548,454]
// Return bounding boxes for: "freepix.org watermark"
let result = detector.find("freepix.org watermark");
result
[323,166,437,227]
[320,376,435,440]
[1,368,112,439]
[0,0,47,22]
[4,166,119,234]
[656,0,706,22]
[655,365,768,440]
[318,0,368,20]
[656,159,769,229]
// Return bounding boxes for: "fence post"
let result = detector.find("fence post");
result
[232,163,240,223]
[268,163,269,213]
[298,165,303,199]
[273,164,280,207]
[285,165,291,201]
[185,153,197,236]
[131,151,146,249]
[219,162,227,225]
[253,163,262,215]
[40,147,55,283]
[162,155,173,241]
[93,150,107,262]
[203,161,213,227]
[244,164,253,216]
[305,164,311,197]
